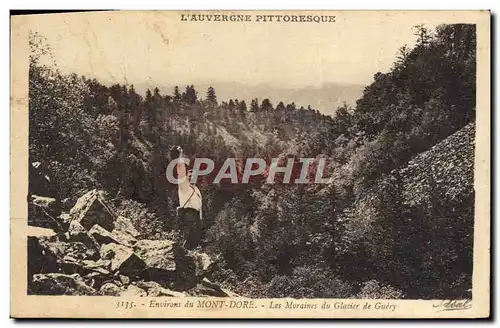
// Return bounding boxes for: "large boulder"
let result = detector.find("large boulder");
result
[100,282,122,296]
[30,238,99,277]
[40,240,98,263]
[157,288,187,297]
[83,271,114,290]
[59,257,83,275]
[114,216,140,238]
[188,278,230,297]
[132,240,180,271]
[111,229,137,247]
[89,224,116,245]
[221,288,240,298]
[68,220,99,250]
[133,240,197,290]
[28,229,96,278]
[121,284,147,297]
[89,224,136,247]
[69,190,115,232]
[136,281,186,297]
[188,251,214,277]
[100,243,145,276]
[136,281,163,296]
[82,259,111,273]
[118,275,130,285]
[30,273,96,295]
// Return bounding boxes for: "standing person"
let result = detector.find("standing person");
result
[168,146,203,250]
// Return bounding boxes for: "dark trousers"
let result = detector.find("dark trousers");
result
[178,208,201,250]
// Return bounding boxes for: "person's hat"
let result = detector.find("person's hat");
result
[168,145,182,160]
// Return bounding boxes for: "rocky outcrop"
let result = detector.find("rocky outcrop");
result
[345,122,475,244]
[69,189,115,231]
[28,189,232,297]
[100,242,145,275]
[133,240,179,271]
[121,284,148,297]
[187,278,233,297]
[399,122,475,208]
[188,251,214,278]
[100,282,122,296]
[30,273,97,295]
[133,239,199,290]
[89,224,137,247]
[68,220,99,250]
[136,281,187,297]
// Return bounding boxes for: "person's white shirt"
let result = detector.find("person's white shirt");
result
[176,157,203,219]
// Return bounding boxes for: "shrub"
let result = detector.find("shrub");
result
[357,280,404,299]
[266,265,353,299]
[115,198,176,241]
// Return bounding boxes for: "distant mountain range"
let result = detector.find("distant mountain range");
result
[132,81,365,116]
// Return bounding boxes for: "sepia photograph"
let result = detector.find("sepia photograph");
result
[10,10,490,318]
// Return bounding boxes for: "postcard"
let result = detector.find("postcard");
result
[10,10,490,318]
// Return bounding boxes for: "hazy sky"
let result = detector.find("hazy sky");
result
[23,11,457,88]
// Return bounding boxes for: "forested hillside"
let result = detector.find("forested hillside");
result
[28,23,476,299]
[132,81,365,116]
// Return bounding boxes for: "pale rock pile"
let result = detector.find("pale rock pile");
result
[28,189,236,297]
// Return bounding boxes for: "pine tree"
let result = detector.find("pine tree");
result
[413,24,432,46]
[250,98,260,112]
[396,44,410,63]
[206,86,217,107]
[261,99,273,111]
[128,85,142,107]
[165,95,172,104]
[182,85,198,105]
[144,89,154,123]
[276,101,286,111]
[153,87,161,100]
[228,99,235,113]
[286,102,297,111]
[173,86,181,103]
[239,100,247,113]
[145,89,153,103]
